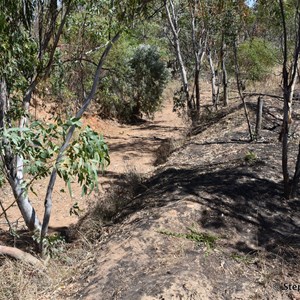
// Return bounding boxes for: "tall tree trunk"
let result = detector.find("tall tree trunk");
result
[194,65,200,115]
[207,49,218,108]
[165,0,190,110]
[0,79,41,231]
[193,52,205,121]
[279,0,300,198]
[221,40,229,106]
[281,76,296,198]
[222,59,228,107]
[233,41,253,141]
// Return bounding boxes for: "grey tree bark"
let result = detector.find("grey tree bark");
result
[165,0,190,110]
[0,78,41,231]
[207,48,218,108]
[233,40,253,141]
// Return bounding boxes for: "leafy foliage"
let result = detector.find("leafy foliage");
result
[99,44,169,121]
[0,117,109,197]
[129,44,169,117]
[32,232,65,258]
[237,38,277,81]
[58,125,109,196]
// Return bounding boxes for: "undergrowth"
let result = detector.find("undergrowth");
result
[158,227,218,251]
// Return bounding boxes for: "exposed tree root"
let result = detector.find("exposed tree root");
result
[0,245,45,268]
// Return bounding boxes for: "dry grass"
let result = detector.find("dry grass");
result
[0,259,42,300]
[0,238,100,300]
[0,256,62,299]
[74,168,147,241]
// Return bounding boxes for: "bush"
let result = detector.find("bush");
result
[98,44,169,122]
[129,44,169,118]
[237,38,277,82]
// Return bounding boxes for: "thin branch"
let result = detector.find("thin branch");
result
[0,200,16,219]
[23,0,73,106]
[0,200,13,232]
[62,57,98,67]
[40,32,121,252]
[242,92,284,100]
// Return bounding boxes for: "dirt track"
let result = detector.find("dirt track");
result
[0,83,186,230]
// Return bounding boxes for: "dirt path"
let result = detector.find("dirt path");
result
[0,84,186,231]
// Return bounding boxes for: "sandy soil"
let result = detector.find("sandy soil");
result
[61,86,300,300]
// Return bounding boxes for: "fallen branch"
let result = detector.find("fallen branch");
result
[0,245,45,268]
[242,92,284,100]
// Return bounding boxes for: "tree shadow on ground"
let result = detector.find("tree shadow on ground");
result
[191,103,244,136]
[108,137,161,153]
[114,160,300,266]
[133,123,183,132]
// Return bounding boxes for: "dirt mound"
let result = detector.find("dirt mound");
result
[64,97,300,300]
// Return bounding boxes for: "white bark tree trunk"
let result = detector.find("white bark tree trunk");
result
[1,78,42,231]
[207,49,218,108]
[165,0,190,109]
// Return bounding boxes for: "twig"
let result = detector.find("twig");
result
[0,200,13,232]
[0,200,16,219]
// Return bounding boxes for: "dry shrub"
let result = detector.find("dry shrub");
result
[247,66,282,94]
[0,239,99,300]
[0,259,42,300]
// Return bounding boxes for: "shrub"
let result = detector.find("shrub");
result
[129,44,169,118]
[237,38,277,82]
[98,44,169,122]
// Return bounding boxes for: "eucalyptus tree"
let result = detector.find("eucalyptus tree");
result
[0,0,157,254]
[242,0,300,197]
[164,0,239,115]
[0,0,75,235]
[189,0,206,116]
[165,0,192,113]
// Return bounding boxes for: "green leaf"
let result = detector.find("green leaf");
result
[67,180,73,198]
